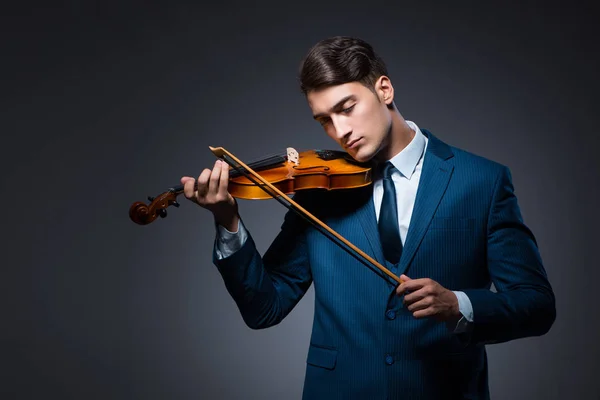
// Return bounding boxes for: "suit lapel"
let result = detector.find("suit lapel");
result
[354,193,386,268]
[397,131,454,277]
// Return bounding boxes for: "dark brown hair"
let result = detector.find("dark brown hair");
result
[298,36,389,95]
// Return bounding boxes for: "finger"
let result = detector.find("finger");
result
[412,308,436,319]
[217,160,230,199]
[397,274,411,294]
[396,274,411,291]
[406,296,432,312]
[207,160,223,197]
[183,175,200,199]
[181,177,194,199]
[403,287,428,305]
[396,278,426,296]
[196,169,212,199]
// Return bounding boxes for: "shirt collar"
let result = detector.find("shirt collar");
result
[387,120,427,180]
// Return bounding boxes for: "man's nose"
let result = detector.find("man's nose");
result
[331,116,351,140]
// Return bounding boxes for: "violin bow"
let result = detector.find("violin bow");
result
[210,146,403,286]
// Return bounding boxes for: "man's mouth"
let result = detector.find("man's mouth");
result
[346,138,362,149]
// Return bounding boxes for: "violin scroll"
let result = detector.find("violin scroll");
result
[129,191,181,225]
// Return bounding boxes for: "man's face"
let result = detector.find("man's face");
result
[307,78,393,163]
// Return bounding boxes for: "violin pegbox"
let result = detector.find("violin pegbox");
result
[286,147,299,165]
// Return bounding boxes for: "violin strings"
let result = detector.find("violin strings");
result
[226,153,286,179]
[230,150,286,169]
[222,154,393,286]
[168,151,286,194]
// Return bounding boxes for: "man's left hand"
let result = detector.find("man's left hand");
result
[396,274,460,321]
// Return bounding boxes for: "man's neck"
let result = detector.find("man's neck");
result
[377,115,415,162]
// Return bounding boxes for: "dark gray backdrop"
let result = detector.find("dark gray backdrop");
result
[4,2,598,399]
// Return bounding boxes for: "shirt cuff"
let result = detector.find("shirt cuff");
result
[214,218,248,259]
[447,290,474,333]
[454,290,474,322]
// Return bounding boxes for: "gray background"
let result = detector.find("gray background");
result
[3,1,599,399]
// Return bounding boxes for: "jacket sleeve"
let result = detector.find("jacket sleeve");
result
[212,193,314,330]
[462,166,556,344]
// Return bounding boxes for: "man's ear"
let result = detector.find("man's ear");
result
[376,75,394,105]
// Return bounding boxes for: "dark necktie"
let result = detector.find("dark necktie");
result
[378,161,402,264]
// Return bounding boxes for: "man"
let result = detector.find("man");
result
[181,36,555,399]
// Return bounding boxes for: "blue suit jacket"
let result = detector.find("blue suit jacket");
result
[213,130,556,399]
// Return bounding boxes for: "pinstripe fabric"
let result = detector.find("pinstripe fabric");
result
[213,130,555,400]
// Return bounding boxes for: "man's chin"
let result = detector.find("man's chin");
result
[349,147,375,163]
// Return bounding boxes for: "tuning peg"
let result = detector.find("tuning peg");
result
[172,201,180,208]
[158,209,167,218]
[148,196,155,201]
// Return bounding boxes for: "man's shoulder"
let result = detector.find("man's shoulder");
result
[425,130,507,177]
[449,145,506,174]
[435,142,510,197]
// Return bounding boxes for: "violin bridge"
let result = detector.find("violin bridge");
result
[286,147,299,165]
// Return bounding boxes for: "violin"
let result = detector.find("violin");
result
[129,147,372,224]
[129,146,403,285]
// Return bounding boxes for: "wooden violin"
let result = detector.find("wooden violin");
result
[129,147,373,225]
[129,146,403,285]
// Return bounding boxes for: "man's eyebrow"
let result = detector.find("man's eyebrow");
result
[312,95,355,120]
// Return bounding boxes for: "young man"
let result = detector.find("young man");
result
[181,36,555,400]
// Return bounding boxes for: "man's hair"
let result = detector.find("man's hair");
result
[298,36,389,95]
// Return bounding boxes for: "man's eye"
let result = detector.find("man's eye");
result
[319,119,331,126]
[342,105,355,114]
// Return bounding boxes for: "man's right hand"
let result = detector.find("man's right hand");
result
[181,159,240,232]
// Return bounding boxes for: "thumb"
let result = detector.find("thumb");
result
[180,176,194,185]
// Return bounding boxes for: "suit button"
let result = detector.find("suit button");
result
[385,354,394,365]
[386,309,396,320]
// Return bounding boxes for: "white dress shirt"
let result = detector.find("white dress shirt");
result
[213,120,473,332]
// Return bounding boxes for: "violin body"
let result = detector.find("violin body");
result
[227,149,373,199]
